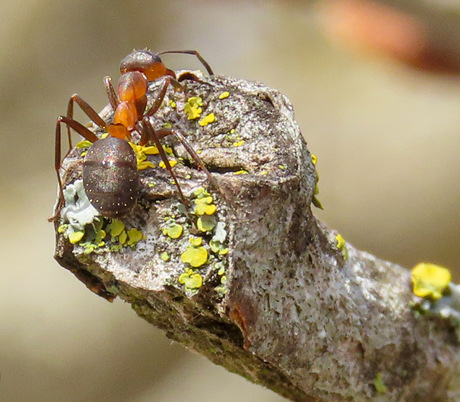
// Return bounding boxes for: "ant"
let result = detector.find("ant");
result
[52,49,216,220]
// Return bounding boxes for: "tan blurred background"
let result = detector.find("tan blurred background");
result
[1,1,459,401]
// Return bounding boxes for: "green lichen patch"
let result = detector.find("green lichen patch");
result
[373,373,387,394]
[411,263,451,300]
[210,239,229,255]
[59,179,145,253]
[311,153,323,209]
[335,234,349,261]
[194,191,217,216]
[179,268,203,292]
[190,237,203,247]
[215,274,229,296]
[181,240,208,268]
[108,219,125,237]
[127,228,143,246]
[163,223,184,239]
[118,230,127,245]
[197,214,217,232]
[215,261,226,276]
[160,252,170,262]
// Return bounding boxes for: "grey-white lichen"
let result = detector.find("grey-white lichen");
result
[60,179,99,236]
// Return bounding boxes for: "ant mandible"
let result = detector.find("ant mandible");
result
[53,49,215,220]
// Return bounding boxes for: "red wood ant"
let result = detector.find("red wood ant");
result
[53,49,215,220]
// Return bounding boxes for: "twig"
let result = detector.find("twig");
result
[53,74,460,401]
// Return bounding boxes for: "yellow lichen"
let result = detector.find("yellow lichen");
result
[69,231,84,244]
[76,140,93,149]
[190,237,203,247]
[163,223,183,239]
[210,239,229,255]
[219,91,230,99]
[411,263,451,300]
[336,234,346,250]
[195,198,217,216]
[181,245,208,268]
[159,159,178,169]
[198,113,215,126]
[138,160,155,170]
[335,234,348,261]
[233,140,245,147]
[179,268,203,291]
[127,228,143,246]
[169,100,176,108]
[160,252,170,262]
[184,97,203,120]
[216,263,226,276]
[197,215,217,232]
[311,154,317,165]
[234,170,248,175]
[129,143,159,170]
[373,373,387,394]
[194,187,209,197]
[110,219,125,237]
[94,229,106,247]
[119,230,127,244]
[163,145,173,155]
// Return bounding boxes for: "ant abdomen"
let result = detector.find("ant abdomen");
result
[83,136,138,218]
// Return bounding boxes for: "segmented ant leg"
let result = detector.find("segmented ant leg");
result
[67,94,107,148]
[104,76,119,111]
[156,128,233,208]
[140,117,194,218]
[49,116,99,222]
[155,128,216,188]
[145,77,185,117]
[157,50,214,75]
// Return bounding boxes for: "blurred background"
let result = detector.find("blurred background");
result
[1,0,459,401]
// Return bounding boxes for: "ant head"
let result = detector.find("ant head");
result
[120,50,167,81]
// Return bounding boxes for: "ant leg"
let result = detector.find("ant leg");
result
[104,76,119,111]
[157,50,214,75]
[67,94,107,148]
[49,116,99,222]
[155,128,217,189]
[140,118,192,213]
[155,128,232,208]
[145,76,185,117]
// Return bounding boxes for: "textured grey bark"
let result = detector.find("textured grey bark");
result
[53,74,460,401]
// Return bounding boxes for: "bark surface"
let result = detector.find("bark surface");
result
[53,74,460,401]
